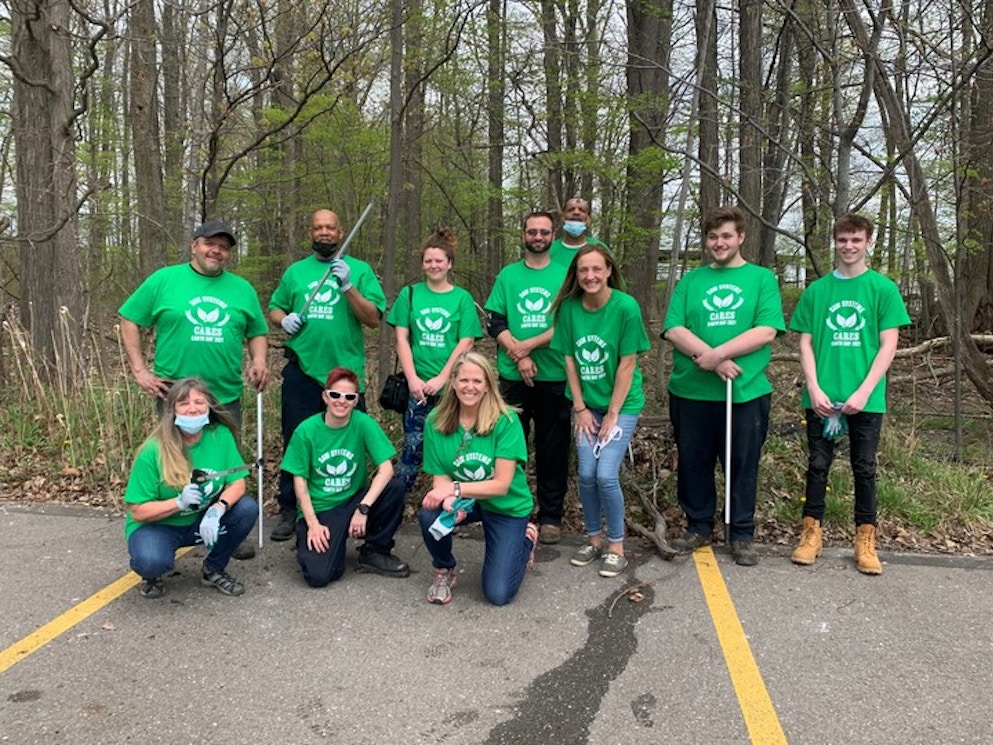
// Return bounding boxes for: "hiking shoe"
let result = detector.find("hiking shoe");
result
[670,532,713,553]
[232,539,256,560]
[357,550,411,578]
[427,568,458,605]
[538,524,562,545]
[598,552,628,578]
[854,524,882,575]
[270,511,297,542]
[570,543,602,567]
[730,540,759,566]
[791,517,823,565]
[139,578,165,599]
[201,568,245,596]
[525,523,539,570]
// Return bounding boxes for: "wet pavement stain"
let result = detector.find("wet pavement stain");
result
[484,585,657,744]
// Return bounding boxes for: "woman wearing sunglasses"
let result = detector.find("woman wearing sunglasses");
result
[550,244,651,578]
[280,367,410,587]
[418,352,538,606]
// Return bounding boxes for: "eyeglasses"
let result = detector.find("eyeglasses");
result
[325,390,359,402]
[525,229,553,236]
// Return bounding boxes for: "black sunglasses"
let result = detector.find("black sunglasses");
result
[325,390,359,402]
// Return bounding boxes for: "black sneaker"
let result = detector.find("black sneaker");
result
[730,540,759,566]
[357,550,411,578]
[270,511,297,542]
[670,532,713,553]
[139,578,165,599]
[201,569,245,596]
[232,539,256,560]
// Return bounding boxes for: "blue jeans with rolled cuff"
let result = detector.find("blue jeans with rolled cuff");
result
[575,411,639,544]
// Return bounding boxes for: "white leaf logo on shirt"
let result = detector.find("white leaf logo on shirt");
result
[425,316,444,331]
[197,307,219,323]
[835,313,857,329]
[525,298,544,312]
[455,465,487,481]
[314,288,334,303]
[713,294,734,309]
[580,347,601,363]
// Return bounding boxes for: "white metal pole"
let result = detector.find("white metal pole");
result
[257,389,264,548]
[724,377,732,541]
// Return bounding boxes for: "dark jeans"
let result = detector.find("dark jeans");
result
[128,497,258,579]
[277,360,367,513]
[418,503,534,606]
[803,409,883,526]
[669,393,771,542]
[295,478,406,588]
[499,378,571,526]
[395,393,441,495]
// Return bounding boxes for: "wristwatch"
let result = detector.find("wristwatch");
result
[356,503,370,516]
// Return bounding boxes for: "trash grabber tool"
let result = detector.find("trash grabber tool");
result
[256,389,264,548]
[300,200,376,317]
[724,376,732,543]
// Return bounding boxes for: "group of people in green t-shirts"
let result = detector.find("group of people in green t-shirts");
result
[121,203,909,605]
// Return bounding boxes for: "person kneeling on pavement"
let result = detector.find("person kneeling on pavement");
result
[125,378,257,599]
[280,367,410,587]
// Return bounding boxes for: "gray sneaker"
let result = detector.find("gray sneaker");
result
[570,543,602,567]
[598,552,628,578]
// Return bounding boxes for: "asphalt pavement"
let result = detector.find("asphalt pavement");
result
[2,502,992,744]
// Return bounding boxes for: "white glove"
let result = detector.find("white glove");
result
[198,504,226,549]
[281,312,304,335]
[331,259,352,293]
[176,484,203,514]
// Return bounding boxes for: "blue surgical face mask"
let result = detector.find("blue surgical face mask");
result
[175,412,210,435]
[562,220,588,238]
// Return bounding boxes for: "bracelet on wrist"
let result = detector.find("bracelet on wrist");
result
[574,406,587,414]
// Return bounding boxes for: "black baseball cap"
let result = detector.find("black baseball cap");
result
[193,220,237,247]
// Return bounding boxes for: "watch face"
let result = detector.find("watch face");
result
[357,503,370,515]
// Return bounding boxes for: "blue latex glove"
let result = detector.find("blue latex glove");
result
[331,259,352,292]
[281,312,304,335]
[428,497,475,540]
[176,484,203,514]
[823,403,847,440]
[198,504,226,549]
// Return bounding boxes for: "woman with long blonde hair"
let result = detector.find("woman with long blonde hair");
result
[124,378,257,598]
[417,352,537,606]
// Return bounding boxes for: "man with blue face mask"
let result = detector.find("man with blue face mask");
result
[549,197,610,268]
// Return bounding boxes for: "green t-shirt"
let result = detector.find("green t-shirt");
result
[549,236,610,268]
[118,264,269,404]
[422,411,534,518]
[550,290,651,414]
[663,263,785,404]
[789,269,910,413]
[269,255,387,391]
[280,410,396,515]
[386,282,483,378]
[484,260,568,382]
[123,423,248,539]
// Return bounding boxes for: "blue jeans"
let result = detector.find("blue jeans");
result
[418,503,534,606]
[575,411,639,544]
[277,360,367,513]
[128,497,258,579]
[803,409,883,526]
[295,479,407,588]
[669,393,771,542]
[395,393,440,494]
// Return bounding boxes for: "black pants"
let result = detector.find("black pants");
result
[802,410,883,526]
[277,360,367,513]
[295,478,406,588]
[499,378,571,526]
[669,393,771,542]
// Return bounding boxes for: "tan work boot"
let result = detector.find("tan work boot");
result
[791,517,823,565]
[854,524,882,575]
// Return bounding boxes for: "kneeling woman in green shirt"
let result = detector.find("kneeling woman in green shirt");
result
[281,367,410,586]
[418,352,538,606]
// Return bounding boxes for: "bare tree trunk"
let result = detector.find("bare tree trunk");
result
[383,0,405,383]
[696,0,719,212]
[160,0,186,252]
[738,0,762,259]
[486,0,505,277]
[542,0,564,207]
[403,0,425,281]
[130,0,169,275]
[9,0,84,380]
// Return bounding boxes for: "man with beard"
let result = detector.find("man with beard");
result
[485,211,571,545]
[268,209,387,542]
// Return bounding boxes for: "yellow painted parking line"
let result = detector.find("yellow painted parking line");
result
[0,547,193,675]
[693,546,788,744]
